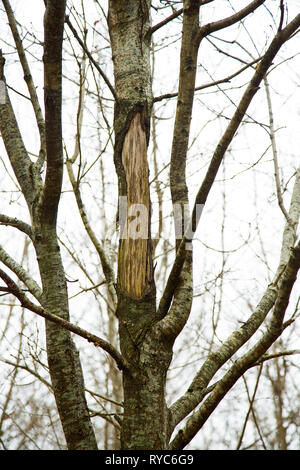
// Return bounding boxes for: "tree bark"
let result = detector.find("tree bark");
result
[108,0,173,449]
[35,0,98,449]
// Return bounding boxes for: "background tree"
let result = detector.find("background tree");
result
[0,0,299,450]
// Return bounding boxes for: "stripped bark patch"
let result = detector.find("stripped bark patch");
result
[119,112,153,299]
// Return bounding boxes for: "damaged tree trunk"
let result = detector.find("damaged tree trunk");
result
[119,111,153,299]
[108,0,172,450]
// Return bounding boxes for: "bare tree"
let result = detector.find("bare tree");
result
[0,0,299,450]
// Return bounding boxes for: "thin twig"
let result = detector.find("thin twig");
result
[2,0,46,169]
[65,15,118,101]
[149,8,183,36]
[0,214,33,239]
[153,57,261,103]
[236,364,264,450]
[264,76,294,228]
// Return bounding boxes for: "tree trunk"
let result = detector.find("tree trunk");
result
[33,226,98,450]
[35,1,98,449]
[108,0,173,449]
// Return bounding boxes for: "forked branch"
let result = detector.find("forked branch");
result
[157,12,300,324]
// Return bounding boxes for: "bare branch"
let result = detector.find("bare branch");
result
[236,365,263,450]
[0,358,52,391]
[153,57,262,103]
[0,51,42,211]
[39,0,66,225]
[278,0,285,32]
[168,280,278,429]
[150,0,216,36]
[64,57,117,309]
[0,214,33,239]
[150,8,183,36]
[0,268,127,372]
[168,148,300,431]
[169,241,300,449]
[85,388,123,408]
[0,245,43,303]
[66,160,117,308]
[158,0,201,340]
[198,0,266,40]
[275,167,300,275]
[252,349,300,367]
[2,0,46,166]
[156,12,300,323]
[65,16,118,102]
[264,76,295,227]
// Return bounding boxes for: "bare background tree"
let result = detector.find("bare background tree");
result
[0,0,299,450]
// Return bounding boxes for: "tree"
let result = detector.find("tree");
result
[0,0,299,450]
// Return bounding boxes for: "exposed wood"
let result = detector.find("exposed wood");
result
[119,112,153,299]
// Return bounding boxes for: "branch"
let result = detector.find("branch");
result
[168,159,300,432]
[150,0,261,40]
[271,242,300,329]
[153,57,262,103]
[278,0,285,32]
[156,12,300,323]
[264,76,295,227]
[64,57,117,309]
[65,16,118,102]
[159,0,201,340]
[39,0,66,225]
[0,51,42,210]
[58,236,114,313]
[66,161,117,309]
[0,268,127,371]
[0,214,33,239]
[149,8,183,36]
[88,408,121,429]
[2,0,46,167]
[150,0,217,36]
[197,0,266,40]
[236,364,263,450]
[85,388,123,408]
[252,349,300,367]
[0,358,53,391]
[275,167,300,276]
[168,280,278,430]
[169,243,300,450]
[0,244,43,303]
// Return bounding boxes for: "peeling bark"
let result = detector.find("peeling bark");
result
[119,112,153,299]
